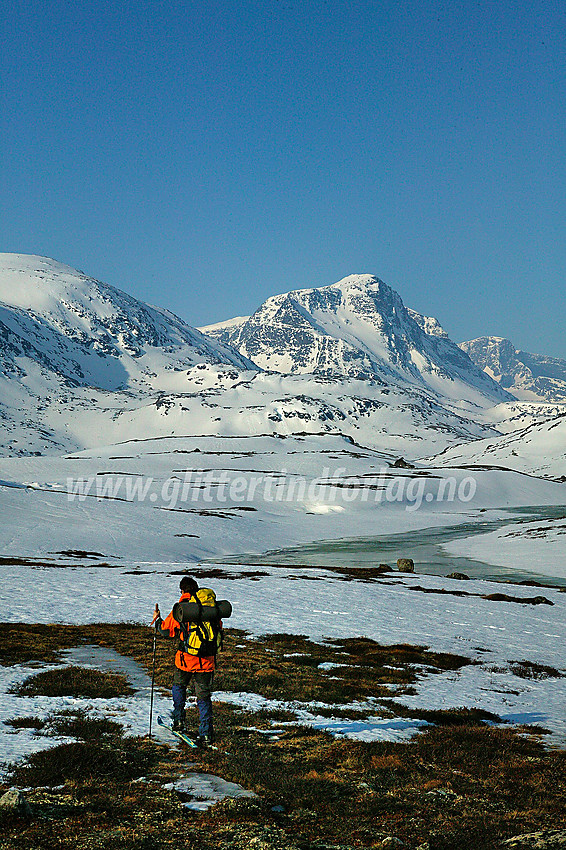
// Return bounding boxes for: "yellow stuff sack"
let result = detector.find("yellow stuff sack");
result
[180,588,222,659]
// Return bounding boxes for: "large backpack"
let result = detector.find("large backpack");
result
[178,588,223,664]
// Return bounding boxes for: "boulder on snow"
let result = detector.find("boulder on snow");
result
[447,572,470,580]
[397,558,415,573]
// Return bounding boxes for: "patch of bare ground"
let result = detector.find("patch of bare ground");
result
[409,586,554,606]
[1,624,565,849]
[10,666,133,699]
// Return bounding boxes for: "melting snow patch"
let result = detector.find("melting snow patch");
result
[61,645,154,693]
[0,646,174,778]
[165,773,257,811]
[305,715,429,743]
[214,691,426,743]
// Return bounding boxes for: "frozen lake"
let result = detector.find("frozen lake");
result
[217,505,566,587]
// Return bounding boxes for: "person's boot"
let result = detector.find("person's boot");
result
[172,709,187,732]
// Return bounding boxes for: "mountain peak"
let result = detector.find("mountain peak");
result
[0,253,94,311]
[204,273,511,403]
[327,273,386,291]
[0,257,532,458]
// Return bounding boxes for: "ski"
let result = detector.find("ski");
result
[157,716,224,752]
[156,715,199,748]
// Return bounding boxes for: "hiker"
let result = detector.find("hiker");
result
[152,576,219,745]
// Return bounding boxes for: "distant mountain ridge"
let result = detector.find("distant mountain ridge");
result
[460,336,566,403]
[0,254,558,459]
[201,274,511,403]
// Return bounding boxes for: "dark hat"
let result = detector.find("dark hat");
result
[179,576,199,595]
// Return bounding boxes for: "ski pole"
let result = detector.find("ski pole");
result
[148,603,160,740]
[149,630,157,739]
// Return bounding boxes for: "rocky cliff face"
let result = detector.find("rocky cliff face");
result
[460,337,566,403]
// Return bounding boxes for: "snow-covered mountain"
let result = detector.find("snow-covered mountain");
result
[1,258,515,458]
[1,253,566,592]
[0,254,252,392]
[429,412,566,480]
[201,274,511,404]
[460,336,566,403]
[0,254,259,454]
[4,254,565,471]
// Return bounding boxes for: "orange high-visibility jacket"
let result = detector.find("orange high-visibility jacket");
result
[159,592,216,673]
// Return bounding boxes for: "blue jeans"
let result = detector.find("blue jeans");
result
[172,669,214,739]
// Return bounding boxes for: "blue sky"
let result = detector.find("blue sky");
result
[2,0,565,356]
